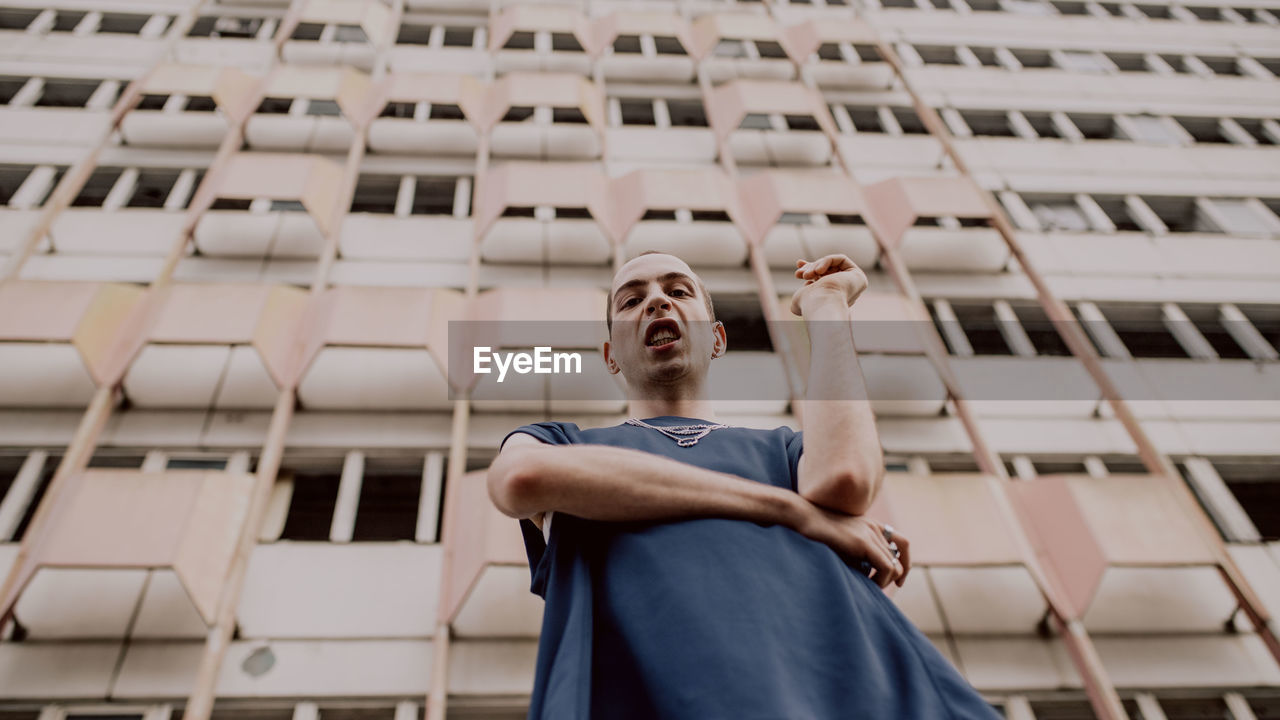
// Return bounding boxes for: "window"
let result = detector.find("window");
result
[892,107,928,134]
[1055,51,1111,73]
[1235,118,1278,145]
[960,110,1016,137]
[34,78,103,108]
[1012,304,1072,355]
[256,97,293,114]
[552,107,587,124]
[290,23,325,41]
[1199,56,1243,76]
[691,210,731,222]
[11,456,60,541]
[429,104,465,121]
[190,16,263,38]
[350,174,401,214]
[1100,305,1189,358]
[503,31,534,50]
[714,295,774,351]
[351,460,422,541]
[613,35,642,54]
[51,11,88,32]
[380,101,416,119]
[1104,52,1147,71]
[619,99,656,126]
[412,177,461,216]
[1022,111,1062,138]
[551,33,583,52]
[501,106,534,123]
[99,13,158,35]
[1135,3,1172,18]
[127,169,191,209]
[396,23,431,45]
[916,45,961,65]
[816,43,843,61]
[1180,304,1250,359]
[1026,195,1090,232]
[1091,196,1142,231]
[0,9,41,30]
[846,106,885,133]
[333,25,366,43]
[713,39,747,58]
[968,47,1002,67]
[1124,115,1182,145]
[1246,690,1280,719]
[1143,195,1214,233]
[949,303,1013,355]
[306,99,342,117]
[666,99,708,127]
[1067,113,1119,140]
[0,164,33,205]
[442,27,474,47]
[1027,698,1101,719]
[72,167,124,207]
[784,115,821,131]
[1174,116,1229,143]
[754,41,789,59]
[0,76,26,105]
[1049,1,1089,14]
[1010,49,1053,68]
[739,114,773,130]
[279,468,342,541]
[654,36,686,55]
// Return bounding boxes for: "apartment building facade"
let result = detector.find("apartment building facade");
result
[0,0,1279,718]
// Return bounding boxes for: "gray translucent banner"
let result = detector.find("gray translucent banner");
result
[446,321,1279,403]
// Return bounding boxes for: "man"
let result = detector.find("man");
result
[488,252,1001,719]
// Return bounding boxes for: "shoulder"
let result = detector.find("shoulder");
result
[501,421,584,450]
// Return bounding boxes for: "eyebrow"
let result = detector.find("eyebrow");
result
[613,272,696,305]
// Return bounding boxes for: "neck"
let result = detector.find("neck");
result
[627,389,717,422]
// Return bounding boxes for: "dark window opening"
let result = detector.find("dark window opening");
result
[1239,305,1279,356]
[619,99,656,126]
[305,99,342,117]
[1069,113,1118,140]
[137,94,169,111]
[1181,304,1251,359]
[72,167,124,207]
[1010,48,1053,68]
[12,457,60,541]
[847,107,884,133]
[0,9,40,30]
[52,11,87,32]
[381,101,417,119]
[290,22,325,41]
[666,99,708,127]
[891,107,928,134]
[502,106,535,123]
[917,45,961,65]
[412,177,458,216]
[1247,689,1280,718]
[755,41,788,59]
[1174,116,1228,143]
[1200,56,1242,76]
[556,207,592,220]
[0,76,27,105]
[817,43,843,61]
[738,113,771,130]
[1135,3,1172,18]
[350,174,401,214]
[1012,305,1072,356]
[203,16,263,38]
[1235,118,1276,145]
[1157,695,1236,720]
[691,210,732,222]
[881,0,918,8]
[0,164,33,205]
[553,107,588,124]
[1101,306,1190,358]
[854,45,882,63]
[333,24,367,43]
[969,47,1002,67]
[430,103,465,121]
[256,96,293,114]
[279,470,341,541]
[501,206,537,218]
[442,27,474,47]
[396,23,432,45]
[34,79,102,108]
[654,36,686,55]
[99,13,153,34]
[1104,52,1146,72]
[551,33,584,52]
[1027,698,1102,719]
[1092,196,1142,232]
[1022,112,1061,138]
[186,96,217,112]
[269,200,305,212]
[952,303,1013,355]
[1143,195,1208,232]
[961,110,1016,137]
[351,462,421,541]
[1187,5,1220,20]
[1032,459,1088,474]
[210,198,252,211]
[784,114,821,131]
[827,213,865,225]
[127,169,183,209]
[1050,1,1089,13]
[613,35,643,54]
[642,209,678,221]
[716,295,774,351]
[503,31,535,50]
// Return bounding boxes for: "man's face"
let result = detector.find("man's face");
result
[603,254,725,388]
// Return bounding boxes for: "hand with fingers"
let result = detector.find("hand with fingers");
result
[795,504,912,589]
[791,254,869,317]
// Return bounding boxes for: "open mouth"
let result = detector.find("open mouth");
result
[644,319,682,349]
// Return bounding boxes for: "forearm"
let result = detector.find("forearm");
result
[489,443,804,529]
[794,294,885,514]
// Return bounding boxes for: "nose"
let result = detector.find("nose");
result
[644,292,671,315]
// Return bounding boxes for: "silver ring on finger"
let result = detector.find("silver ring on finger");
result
[882,524,895,542]
[889,540,901,559]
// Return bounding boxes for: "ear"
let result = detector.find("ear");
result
[711,321,727,358]
[602,340,621,374]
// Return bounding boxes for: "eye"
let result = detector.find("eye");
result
[670,288,688,297]
[622,297,640,308]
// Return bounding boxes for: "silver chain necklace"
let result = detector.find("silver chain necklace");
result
[624,418,731,447]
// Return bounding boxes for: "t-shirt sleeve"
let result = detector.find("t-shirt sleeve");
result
[785,429,804,493]
[500,422,578,597]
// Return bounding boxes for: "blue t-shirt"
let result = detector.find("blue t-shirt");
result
[504,416,1002,720]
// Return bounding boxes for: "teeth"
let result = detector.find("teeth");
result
[648,330,677,346]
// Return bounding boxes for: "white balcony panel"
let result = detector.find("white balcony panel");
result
[606,127,717,163]
[930,567,1046,634]
[51,209,183,256]
[481,219,543,264]
[238,544,442,638]
[728,130,771,165]
[0,344,97,407]
[387,47,489,75]
[889,567,945,634]
[271,212,326,258]
[898,227,1009,273]
[16,569,148,638]
[953,637,1076,691]
[490,123,543,158]
[543,53,592,75]
[452,565,545,638]
[951,356,1098,418]
[762,225,806,268]
[626,221,747,267]
[0,108,111,146]
[23,34,160,68]
[194,212,279,257]
[174,39,275,71]
[448,640,539,696]
[471,353,544,413]
[114,639,434,698]
[124,345,232,409]
[367,119,479,155]
[1137,359,1280,420]
[764,132,832,166]
[1093,634,1280,687]
[213,345,279,410]
[0,642,120,698]
[836,136,947,178]
[544,125,602,159]
[299,348,452,410]
[546,220,611,264]
[857,354,948,416]
[706,352,790,415]
[19,255,164,283]
[341,215,473,261]
[245,115,354,152]
[799,226,879,269]
[281,41,345,66]
[703,58,795,83]
[311,116,357,152]
[1083,567,1237,633]
[548,352,626,414]
[809,62,896,90]
[1156,235,1280,281]
[1041,232,1171,277]
[493,51,545,74]
[0,210,41,253]
[133,569,208,639]
[601,56,695,83]
[120,112,227,148]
